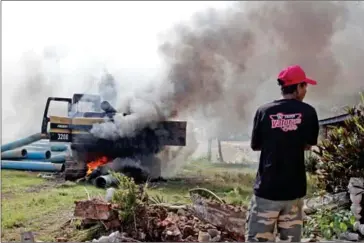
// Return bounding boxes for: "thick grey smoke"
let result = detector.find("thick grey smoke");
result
[88,1,364,168]
[153,1,364,139]
[90,79,175,139]
[98,71,118,107]
[4,2,364,158]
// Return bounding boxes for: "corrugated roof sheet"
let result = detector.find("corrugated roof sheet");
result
[319,113,351,126]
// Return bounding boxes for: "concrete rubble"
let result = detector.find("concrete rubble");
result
[75,178,364,243]
[303,191,350,215]
[348,177,364,239]
[75,189,247,242]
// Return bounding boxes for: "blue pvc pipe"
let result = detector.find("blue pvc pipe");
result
[47,154,66,163]
[1,149,28,159]
[23,146,50,151]
[1,133,45,152]
[26,143,67,152]
[26,150,51,160]
[50,144,68,152]
[1,160,64,172]
[29,142,50,147]
[14,153,66,163]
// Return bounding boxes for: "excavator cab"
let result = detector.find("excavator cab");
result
[41,93,106,137]
[68,94,103,118]
[41,96,72,136]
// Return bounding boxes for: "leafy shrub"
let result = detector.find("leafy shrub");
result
[313,94,364,193]
[303,208,356,240]
[305,154,320,174]
[110,172,148,223]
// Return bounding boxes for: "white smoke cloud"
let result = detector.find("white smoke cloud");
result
[3,1,364,172]
[2,1,231,143]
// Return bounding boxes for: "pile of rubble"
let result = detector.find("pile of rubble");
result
[73,191,247,242]
[349,178,364,236]
[301,178,364,242]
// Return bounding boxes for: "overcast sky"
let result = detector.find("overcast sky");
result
[2,1,232,102]
[1,1,233,141]
[2,1,231,65]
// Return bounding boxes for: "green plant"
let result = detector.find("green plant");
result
[110,172,148,223]
[149,194,167,204]
[303,208,356,240]
[314,93,364,193]
[305,154,320,174]
[306,174,326,197]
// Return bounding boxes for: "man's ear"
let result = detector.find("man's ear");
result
[299,82,307,88]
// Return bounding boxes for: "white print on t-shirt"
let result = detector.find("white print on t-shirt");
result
[269,113,302,132]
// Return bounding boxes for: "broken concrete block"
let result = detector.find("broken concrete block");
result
[349,178,364,223]
[190,194,246,238]
[74,198,118,220]
[207,229,220,238]
[198,231,211,242]
[338,232,359,241]
[304,192,349,214]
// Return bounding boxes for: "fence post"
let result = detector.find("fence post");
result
[217,139,225,163]
[207,138,212,162]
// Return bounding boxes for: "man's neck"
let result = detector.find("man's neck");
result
[282,94,299,100]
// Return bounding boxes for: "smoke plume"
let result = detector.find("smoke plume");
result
[3,2,364,165]
[156,1,364,139]
[85,1,364,173]
[93,1,364,143]
[98,71,118,107]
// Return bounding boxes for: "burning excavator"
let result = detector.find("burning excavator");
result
[41,93,187,187]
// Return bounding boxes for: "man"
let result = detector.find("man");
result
[246,65,320,242]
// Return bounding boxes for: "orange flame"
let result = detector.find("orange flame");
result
[86,156,109,176]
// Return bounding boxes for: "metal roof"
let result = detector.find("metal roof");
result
[318,113,351,126]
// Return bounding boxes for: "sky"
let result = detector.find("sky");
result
[1,1,233,142]
[2,1,231,65]
[3,1,363,144]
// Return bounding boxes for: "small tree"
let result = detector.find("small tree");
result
[314,94,364,193]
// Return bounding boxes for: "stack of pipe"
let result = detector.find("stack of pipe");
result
[348,178,364,235]
[1,133,67,172]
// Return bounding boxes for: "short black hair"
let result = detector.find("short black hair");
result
[277,79,307,95]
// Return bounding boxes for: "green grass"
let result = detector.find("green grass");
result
[157,158,257,205]
[1,171,45,194]
[1,171,104,242]
[1,159,321,242]
[0,159,261,242]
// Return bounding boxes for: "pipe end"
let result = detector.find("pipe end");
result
[45,151,51,159]
[95,177,107,188]
[60,164,65,172]
[21,149,28,157]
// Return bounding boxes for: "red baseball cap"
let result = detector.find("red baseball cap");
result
[277,65,317,87]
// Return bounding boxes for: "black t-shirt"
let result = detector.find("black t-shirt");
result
[250,99,319,201]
